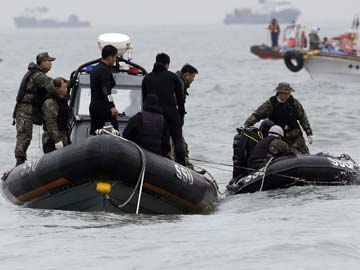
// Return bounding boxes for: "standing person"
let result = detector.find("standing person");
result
[89,45,119,135]
[243,82,313,154]
[123,94,171,157]
[142,53,185,165]
[309,27,321,50]
[14,52,56,166]
[176,64,198,169]
[42,77,72,154]
[248,125,293,169]
[268,18,280,48]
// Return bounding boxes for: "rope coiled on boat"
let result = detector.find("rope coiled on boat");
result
[96,128,146,214]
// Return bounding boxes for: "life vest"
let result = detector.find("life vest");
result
[340,37,355,55]
[43,94,72,132]
[269,23,279,33]
[16,68,46,107]
[134,110,166,156]
[269,96,300,132]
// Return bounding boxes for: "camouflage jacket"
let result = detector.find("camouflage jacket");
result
[42,95,70,145]
[18,62,55,104]
[244,95,313,136]
[15,62,55,125]
[309,33,320,50]
[268,137,292,158]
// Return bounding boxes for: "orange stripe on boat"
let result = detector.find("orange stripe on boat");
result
[143,182,209,211]
[17,178,70,202]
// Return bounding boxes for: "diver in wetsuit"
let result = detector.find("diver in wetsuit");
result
[89,45,120,135]
[142,53,185,165]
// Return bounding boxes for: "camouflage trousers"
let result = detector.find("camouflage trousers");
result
[15,116,33,160]
[184,141,194,170]
[285,130,309,154]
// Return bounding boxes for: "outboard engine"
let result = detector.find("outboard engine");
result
[232,127,262,179]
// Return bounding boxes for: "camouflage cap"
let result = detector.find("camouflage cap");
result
[275,82,295,93]
[36,52,56,63]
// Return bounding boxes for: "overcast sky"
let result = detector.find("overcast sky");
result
[1,0,359,26]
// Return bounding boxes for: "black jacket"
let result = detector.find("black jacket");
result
[90,61,116,109]
[269,96,300,132]
[142,63,185,116]
[123,106,171,156]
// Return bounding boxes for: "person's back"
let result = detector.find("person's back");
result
[248,125,292,169]
[142,54,184,114]
[141,53,185,165]
[123,94,171,157]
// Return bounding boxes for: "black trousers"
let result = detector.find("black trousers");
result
[271,32,279,47]
[163,107,185,165]
[89,102,119,135]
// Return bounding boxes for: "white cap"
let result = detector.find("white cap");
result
[268,125,284,137]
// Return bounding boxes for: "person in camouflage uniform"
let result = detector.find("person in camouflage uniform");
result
[14,52,56,166]
[176,64,198,169]
[309,27,321,50]
[42,77,72,154]
[244,82,313,154]
[248,125,293,169]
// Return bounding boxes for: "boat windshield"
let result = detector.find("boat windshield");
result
[77,87,142,117]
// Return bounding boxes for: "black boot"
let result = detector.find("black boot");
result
[15,158,25,167]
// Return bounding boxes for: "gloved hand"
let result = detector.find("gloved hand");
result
[307,135,314,145]
[55,141,64,149]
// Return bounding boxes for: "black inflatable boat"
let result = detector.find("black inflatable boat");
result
[227,152,360,195]
[227,127,360,195]
[1,134,218,214]
[1,36,218,214]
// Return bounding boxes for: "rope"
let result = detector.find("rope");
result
[259,157,274,191]
[190,157,311,183]
[240,131,259,143]
[99,128,146,214]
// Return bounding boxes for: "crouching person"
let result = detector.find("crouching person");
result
[42,77,72,154]
[248,125,293,170]
[123,94,171,157]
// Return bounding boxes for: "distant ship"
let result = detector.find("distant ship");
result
[224,0,300,25]
[14,7,90,28]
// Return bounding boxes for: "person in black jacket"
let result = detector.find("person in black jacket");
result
[123,94,171,157]
[89,45,119,135]
[142,53,185,165]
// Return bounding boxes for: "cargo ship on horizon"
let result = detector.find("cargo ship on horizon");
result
[224,0,301,25]
[14,6,90,28]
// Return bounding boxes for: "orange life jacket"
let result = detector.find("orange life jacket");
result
[269,23,279,33]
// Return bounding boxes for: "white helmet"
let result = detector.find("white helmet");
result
[311,26,319,34]
[268,125,284,137]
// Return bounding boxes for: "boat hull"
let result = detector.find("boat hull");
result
[250,45,283,59]
[1,135,218,214]
[304,54,360,82]
[227,154,360,195]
